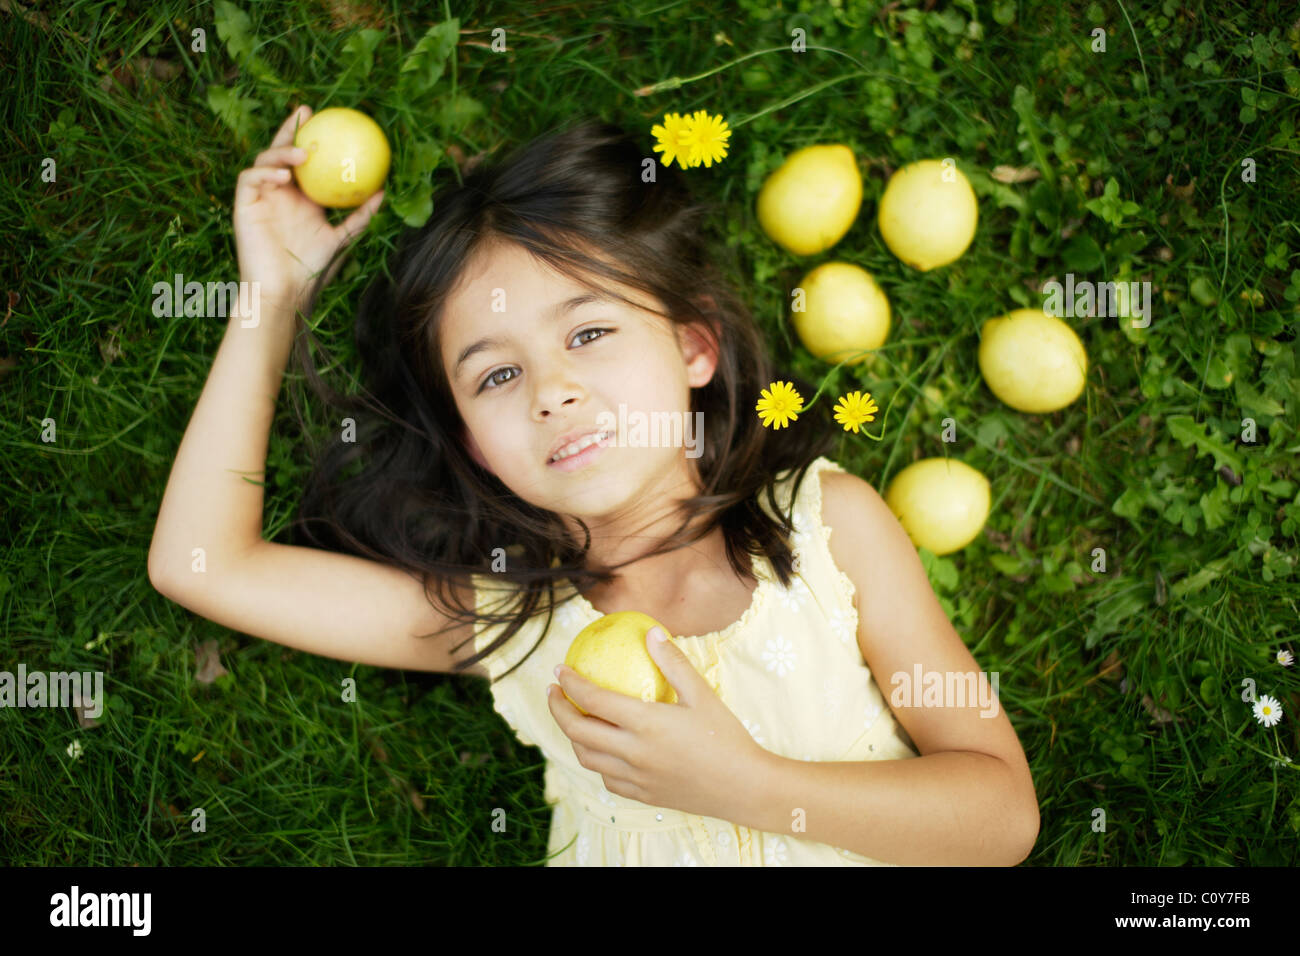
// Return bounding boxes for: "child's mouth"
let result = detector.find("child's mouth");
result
[547,429,614,471]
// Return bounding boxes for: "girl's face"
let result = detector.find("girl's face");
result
[439,239,719,530]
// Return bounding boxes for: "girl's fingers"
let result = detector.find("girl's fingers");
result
[334,189,385,245]
[269,104,312,149]
[253,144,308,168]
[234,166,292,208]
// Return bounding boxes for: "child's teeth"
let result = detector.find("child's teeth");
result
[553,431,608,462]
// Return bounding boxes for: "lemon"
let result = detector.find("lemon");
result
[877,159,978,270]
[978,308,1088,413]
[792,262,891,366]
[757,144,862,256]
[563,611,677,716]
[292,107,391,209]
[884,458,991,556]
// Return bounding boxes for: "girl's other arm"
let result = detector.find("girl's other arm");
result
[147,108,480,677]
[735,469,1040,865]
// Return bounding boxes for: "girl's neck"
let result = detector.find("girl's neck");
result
[579,521,749,603]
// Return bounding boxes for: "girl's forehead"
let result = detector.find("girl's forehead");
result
[447,247,665,327]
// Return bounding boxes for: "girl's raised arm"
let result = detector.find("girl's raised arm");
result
[147,107,480,678]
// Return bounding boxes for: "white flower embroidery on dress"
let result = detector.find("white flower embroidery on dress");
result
[596,788,617,808]
[774,576,812,613]
[576,832,590,865]
[740,717,767,747]
[823,676,842,720]
[760,635,798,677]
[556,599,587,633]
[863,697,883,730]
[672,851,699,866]
[764,838,789,866]
[827,606,854,645]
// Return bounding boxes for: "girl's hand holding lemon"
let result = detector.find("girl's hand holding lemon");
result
[232,105,386,318]
[547,613,771,820]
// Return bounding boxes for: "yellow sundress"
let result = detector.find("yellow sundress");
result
[470,455,920,865]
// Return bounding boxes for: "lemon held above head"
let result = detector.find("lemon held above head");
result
[292,107,391,209]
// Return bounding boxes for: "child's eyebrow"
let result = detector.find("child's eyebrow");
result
[452,292,613,382]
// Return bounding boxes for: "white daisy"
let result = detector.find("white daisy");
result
[741,717,767,746]
[1278,649,1295,667]
[66,739,83,760]
[1253,694,1283,727]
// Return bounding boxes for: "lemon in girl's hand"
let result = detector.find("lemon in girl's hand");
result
[563,612,677,715]
[292,107,391,209]
[884,458,990,556]
[792,262,891,367]
[757,144,862,256]
[877,159,978,270]
[978,308,1088,413]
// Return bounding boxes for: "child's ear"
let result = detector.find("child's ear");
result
[678,311,721,388]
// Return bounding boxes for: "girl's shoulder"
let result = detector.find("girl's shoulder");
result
[765,454,849,518]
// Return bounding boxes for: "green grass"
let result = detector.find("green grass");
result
[2,0,1298,865]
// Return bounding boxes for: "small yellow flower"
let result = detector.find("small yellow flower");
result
[679,109,731,168]
[756,381,804,429]
[651,112,693,170]
[833,391,880,434]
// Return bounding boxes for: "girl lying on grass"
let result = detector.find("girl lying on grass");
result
[149,104,1039,866]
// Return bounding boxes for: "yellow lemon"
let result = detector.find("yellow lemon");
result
[792,262,891,366]
[877,159,978,270]
[978,308,1088,413]
[563,611,677,715]
[884,458,990,556]
[757,144,862,256]
[292,107,391,209]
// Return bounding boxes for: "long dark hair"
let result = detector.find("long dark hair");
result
[285,117,837,683]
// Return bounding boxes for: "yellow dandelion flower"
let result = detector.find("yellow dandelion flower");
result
[833,391,880,434]
[679,110,731,168]
[651,112,694,170]
[756,381,804,429]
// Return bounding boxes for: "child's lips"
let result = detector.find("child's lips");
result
[547,430,614,471]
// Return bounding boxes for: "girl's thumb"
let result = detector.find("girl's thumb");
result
[337,190,384,245]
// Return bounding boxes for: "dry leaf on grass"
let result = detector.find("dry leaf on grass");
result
[1098,649,1124,682]
[194,640,228,684]
[990,165,1041,184]
[1141,693,1177,725]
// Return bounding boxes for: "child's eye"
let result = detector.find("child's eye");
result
[477,328,613,393]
